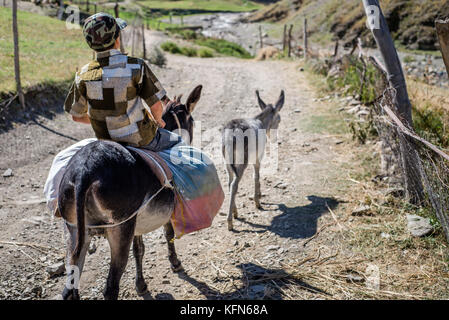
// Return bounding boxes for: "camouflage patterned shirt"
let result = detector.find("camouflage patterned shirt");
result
[64,49,166,147]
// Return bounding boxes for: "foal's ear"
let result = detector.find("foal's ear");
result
[275,90,285,112]
[256,90,267,110]
[186,85,202,113]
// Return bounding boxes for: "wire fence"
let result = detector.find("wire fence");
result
[369,71,449,242]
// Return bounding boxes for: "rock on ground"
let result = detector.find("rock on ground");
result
[407,214,434,237]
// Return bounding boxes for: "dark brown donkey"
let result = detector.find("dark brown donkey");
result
[59,85,202,300]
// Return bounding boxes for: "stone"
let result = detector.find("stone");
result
[266,245,280,251]
[381,232,391,239]
[346,274,364,283]
[274,182,288,190]
[46,262,65,278]
[88,241,97,255]
[351,205,372,216]
[2,169,13,177]
[31,286,43,297]
[407,214,434,237]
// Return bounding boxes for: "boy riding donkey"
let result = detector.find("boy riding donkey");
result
[44,13,224,299]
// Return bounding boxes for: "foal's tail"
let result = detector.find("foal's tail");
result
[72,176,90,263]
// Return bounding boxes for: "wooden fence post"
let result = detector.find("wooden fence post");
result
[141,23,146,60]
[288,24,293,57]
[114,2,125,53]
[57,0,64,20]
[86,0,89,13]
[259,25,263,49]
[362,0,424,204]
[436,19,449,76]
[12,0,25,109]
[114,1,119,18]
[333,39,339,58]
[303,18,308,59]
[180,14,183,26]
[169,12,172,24]
[131,23,136,56]
[282,24,287,52]
[94,2,97,14]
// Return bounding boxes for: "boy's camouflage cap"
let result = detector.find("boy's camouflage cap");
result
[82,13,127,50]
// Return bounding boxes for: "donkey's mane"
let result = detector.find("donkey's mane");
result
[165,101,187,115]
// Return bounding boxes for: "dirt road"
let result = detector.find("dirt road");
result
[2,50,447,300]
[0,52,344,300]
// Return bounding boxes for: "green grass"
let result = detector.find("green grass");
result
[160,41,214,58]
[198,48,214,58]
[413,106,449,147]
[394,41,443,58]
[193,38,252,59]
[164,30,251,59]
[138,0,261,12]
[302,113,348,135]
[0,7,91,93]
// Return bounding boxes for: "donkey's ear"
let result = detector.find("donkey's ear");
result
[186,85,202,113]
[275,90,285,112]
[256,90,267,110]
[176,94,183,104]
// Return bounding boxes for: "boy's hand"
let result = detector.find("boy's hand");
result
[157,118,166,128]
[72,114,91,124]
[150,101,166,128]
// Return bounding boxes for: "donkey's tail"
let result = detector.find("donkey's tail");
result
[72,176,89,262]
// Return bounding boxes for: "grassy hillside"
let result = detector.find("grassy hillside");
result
[248,0,449,51]
[0,7,90,93]
[138,0,262,12]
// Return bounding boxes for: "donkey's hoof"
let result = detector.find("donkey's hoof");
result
[227,220,233,231]
[62,287,80,300]
[136,283,149,297]
[171,262,184,273]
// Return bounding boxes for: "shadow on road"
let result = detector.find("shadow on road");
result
[164,262,329,300]
[235,195,339,239]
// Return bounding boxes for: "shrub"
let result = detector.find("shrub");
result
[180,47,198,57]
[148,46,167,67]
[198,48,214,58]
[160,41,182,54]
[194,38,252,59]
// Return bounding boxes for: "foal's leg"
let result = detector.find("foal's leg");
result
[254,161,262,209]
[163,223,183,272]
[103,221,136,300]
[61,222,92,300]
[132,235,148,296]
[227,165,244,231]
[226,164,234,192]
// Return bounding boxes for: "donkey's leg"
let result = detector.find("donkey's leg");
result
[163,223,183,272]
[103,221,135,300]
[226,164,234,192]
[61,222,92,300]
[254,161,262,209]
[228,165,244,231]
[132,235,148,296]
